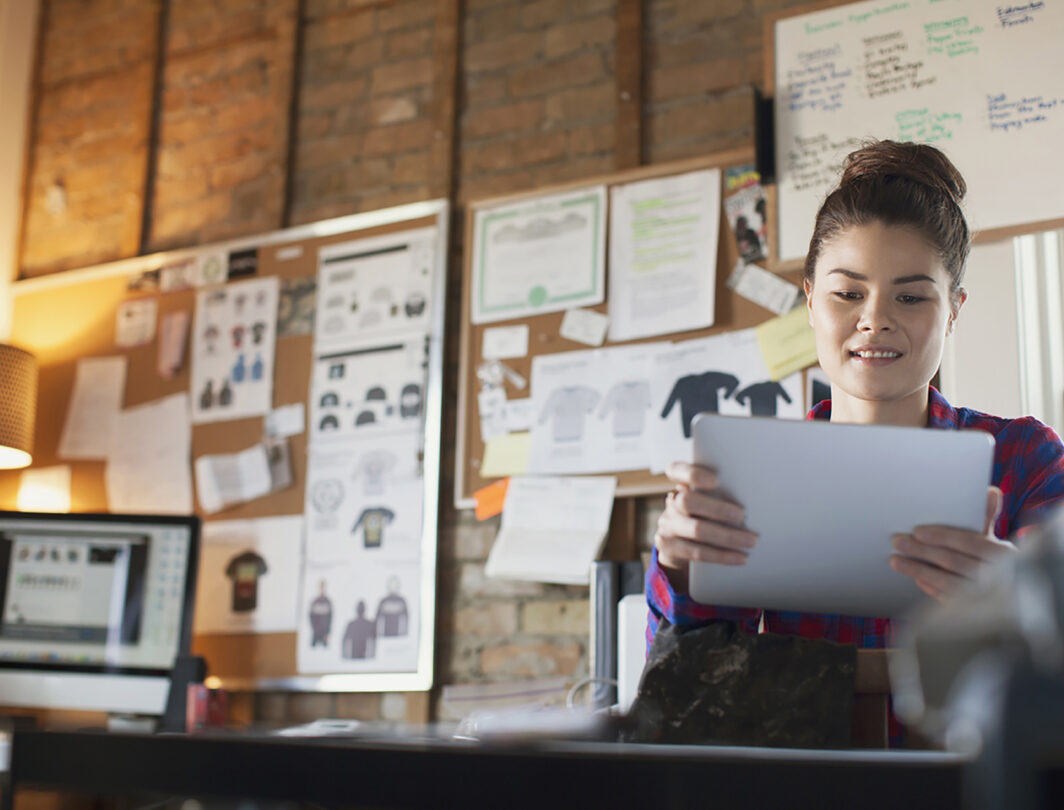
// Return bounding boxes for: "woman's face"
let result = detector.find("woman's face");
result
[805,222,964,407]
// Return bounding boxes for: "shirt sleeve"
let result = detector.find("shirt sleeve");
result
[645,547,761,650]
[1006,418,1064,537]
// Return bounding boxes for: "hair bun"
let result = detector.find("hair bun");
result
[839,140,966,207]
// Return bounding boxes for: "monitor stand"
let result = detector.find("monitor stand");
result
[106,714,158,734]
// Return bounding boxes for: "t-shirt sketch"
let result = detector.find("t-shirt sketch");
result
[598,380,651,437]
[353,507,397,548]
[538,385,601,442]
[342,601,376,659]
[660,372,740,438]
[734,381,793,417]
[355,450,398,495]
[309,594,333,647]
[376,592,409,637]
[224,550,268,613]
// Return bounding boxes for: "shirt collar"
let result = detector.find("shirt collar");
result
[806,386,959,428]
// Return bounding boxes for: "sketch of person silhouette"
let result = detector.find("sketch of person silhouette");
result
[342,600,376,659]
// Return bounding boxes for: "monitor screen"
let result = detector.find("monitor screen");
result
[0,512,199,716]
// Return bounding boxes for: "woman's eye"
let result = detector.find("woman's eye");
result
[832,291,862,301]
[897,295,925,304]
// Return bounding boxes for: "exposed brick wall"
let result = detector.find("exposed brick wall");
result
[147,0,297,251]
[289,0,439,224]
[20,0,159,277]
[17,0,816,723]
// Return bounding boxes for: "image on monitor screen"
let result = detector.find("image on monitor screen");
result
[0,512,199,716]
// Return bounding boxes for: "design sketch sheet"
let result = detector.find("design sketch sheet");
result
[528,344,664,475]
[472,185,607,324]
[649,329,804,473]
[314,228,437,350]
[194,515,303,635]
[608,168,721,341]
[190,276,280,424]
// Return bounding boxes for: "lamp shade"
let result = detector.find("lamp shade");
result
[0,344,36,469]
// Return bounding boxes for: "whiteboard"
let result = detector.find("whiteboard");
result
[774,0,1064,261]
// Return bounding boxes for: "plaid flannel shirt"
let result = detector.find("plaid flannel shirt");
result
[645,387,1064,741]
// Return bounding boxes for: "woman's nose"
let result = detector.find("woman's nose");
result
[857,295,894,332]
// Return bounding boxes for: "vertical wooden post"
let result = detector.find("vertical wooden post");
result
[429,0,460,201]
[615,0,643,170]
[138,0,168,254]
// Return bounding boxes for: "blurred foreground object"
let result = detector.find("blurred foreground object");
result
[891,506,1064,810]
[0,345,36,468]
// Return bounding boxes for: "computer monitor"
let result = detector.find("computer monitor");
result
[0,511,199,717]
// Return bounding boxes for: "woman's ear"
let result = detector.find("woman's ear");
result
[947,287,968,335]
[804,278,814,328]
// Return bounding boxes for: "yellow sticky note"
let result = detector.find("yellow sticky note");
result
[755,306,818,381]
[480,432,531,478]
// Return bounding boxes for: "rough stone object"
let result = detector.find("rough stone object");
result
[622,620,857,749]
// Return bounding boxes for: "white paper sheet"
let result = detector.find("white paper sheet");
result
[559,308,609,347]
[727,261,802,315]
[482,325,530,360]
[528,344,665,475]
[157,310,190,379]
[266,403,306,438]
[303,433,423,565]
[608,169,721,341]
[308,340,428,443]
[58,356,127,460]
[472,185,607,324]
[115,298,158,348]
[105,392,193,514]
[298,557,421,674]
[648,329,804,473]
[194,515,303,635]
[314,227,437,350]
[190,276,280,424]
[485,475,617,585]
[195,444,273,515]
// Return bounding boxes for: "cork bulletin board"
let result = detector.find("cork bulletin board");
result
[2,201,450,694]
[455,148,807,508]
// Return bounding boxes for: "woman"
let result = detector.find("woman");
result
[649,140,1064,652]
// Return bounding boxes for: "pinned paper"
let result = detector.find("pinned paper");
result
[486,475,617,584]
[478,387,508,443]
[266,403,305,437]
[115,298,158,348]
[504,398,534,433]
[482,325,529,360]
[727,261,802,315]
[157,310,190,378]
[480,432,531,478]
[473,478,509,521]
[195,444,273,514]
[755,306,818,381]
[560,308,609,347]
[160,258,196,292]
[59,356,127,460]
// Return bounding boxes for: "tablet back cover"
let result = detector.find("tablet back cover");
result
[689,413,995,617]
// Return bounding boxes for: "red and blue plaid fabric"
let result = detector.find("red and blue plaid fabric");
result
[645,387,1064,743]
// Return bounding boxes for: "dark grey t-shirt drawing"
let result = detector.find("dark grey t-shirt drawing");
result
[342,601,376,659]
[734,381,793,417]
[660,371,740,438]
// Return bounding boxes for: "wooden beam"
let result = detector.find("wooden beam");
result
[281,0,306,229]
[615,0,643,170]
[138,0,168,255]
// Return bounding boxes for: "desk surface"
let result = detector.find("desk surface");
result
[10,728,967,810]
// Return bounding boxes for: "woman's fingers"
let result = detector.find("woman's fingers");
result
[658,506,756,552]
[665,461,718,492]
[890,555,957,601]
[672,487,746,525]
[655,532,750,568]
[891,533,982,579]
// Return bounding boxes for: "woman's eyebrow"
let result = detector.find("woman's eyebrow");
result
[826,269,936,284]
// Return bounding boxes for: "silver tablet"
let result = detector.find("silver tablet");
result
[689,413,995,618]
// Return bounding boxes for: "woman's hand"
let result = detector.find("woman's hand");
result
[654,461,758,593]
[889,486,1013,601]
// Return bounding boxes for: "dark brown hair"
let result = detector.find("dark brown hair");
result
[804,140,971,298]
